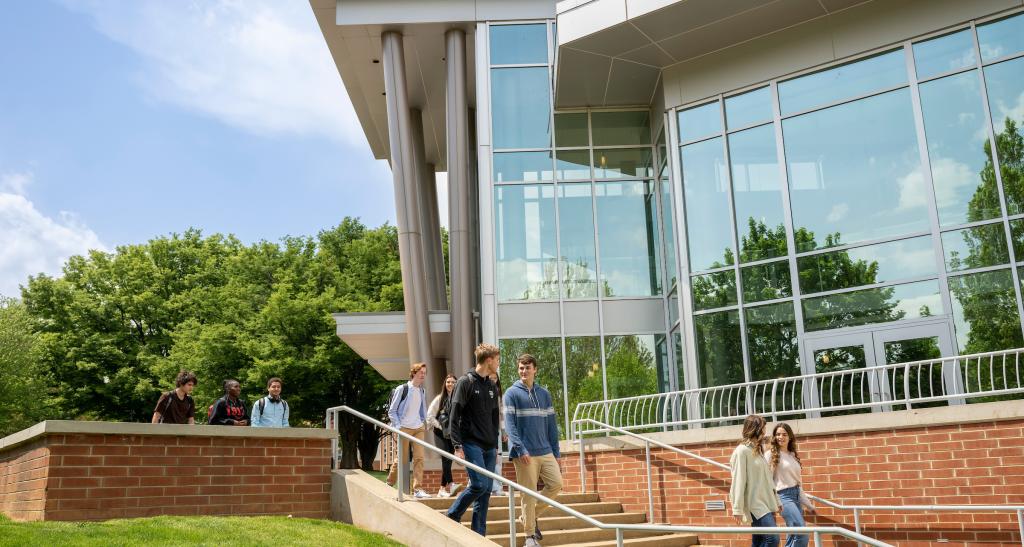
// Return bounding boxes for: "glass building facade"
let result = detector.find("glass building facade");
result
[482,11,1024,435]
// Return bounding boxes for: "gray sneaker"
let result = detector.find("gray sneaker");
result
[524,536,542,547]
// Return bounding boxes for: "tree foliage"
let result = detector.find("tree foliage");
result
[0,297,50,436]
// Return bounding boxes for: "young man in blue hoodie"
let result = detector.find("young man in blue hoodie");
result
[504,353,562,547]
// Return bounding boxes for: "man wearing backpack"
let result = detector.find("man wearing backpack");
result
[251,377,290,428]
[208,379,250,426]
[151,371,197,424]
[386,362,430,499]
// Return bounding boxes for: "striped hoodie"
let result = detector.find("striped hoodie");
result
[503,380,561,459]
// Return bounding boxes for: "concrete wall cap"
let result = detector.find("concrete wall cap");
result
[0,420,337,453]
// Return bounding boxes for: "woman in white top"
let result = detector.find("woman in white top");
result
[766,423,814,547]
[427,374,460,497]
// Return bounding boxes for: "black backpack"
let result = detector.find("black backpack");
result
[257,397,288,417]
[436,396,452,438]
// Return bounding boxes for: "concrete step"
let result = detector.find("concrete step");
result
[486,527,670,547]
[565,533,702,547]
[452,501,624,523]
[476,511,647,532]
[416,491,601,510]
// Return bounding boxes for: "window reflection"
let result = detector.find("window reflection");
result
[493,151,553,182]
[692,270,738,310]
[565,336,605,417]
[913,30,976,80]
[681,137,733,270]
[745,302,799,380]
[978,12,1024,62]
[498,338,566,437]
[491,67,551,149]
[949,269,1023,352]
[797,236,936,294]
[595,181,662,297]
[594,148,653,179]
[784,89,928,251]
[678,102,722,143]
[555,150,590,180]
[490,24,548,65]
[802,280,943,332]
[694,310,744,388]
[661,171,678,288]
[605,334,665,399]
[778,50,906,114]
[557,184,598,299]
[942,223,1009,272]
[725,87,772,130]
[494,185,558,301]
[983,58,1024,215]
[729,124,787,261]
[555,112,589,147]
[919,71,997,225]
[742,261,792,303]
[591,111,651,146]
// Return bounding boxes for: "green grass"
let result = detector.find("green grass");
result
[0,514,404,547]
[367,469,389,482]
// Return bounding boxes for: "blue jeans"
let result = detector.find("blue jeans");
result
[446,442,496,536]
[751,511,780,547]
[778,486,808,547]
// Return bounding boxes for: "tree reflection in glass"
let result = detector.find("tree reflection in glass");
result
[498,338,567,437]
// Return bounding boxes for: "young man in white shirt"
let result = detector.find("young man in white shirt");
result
[386,362,430,498]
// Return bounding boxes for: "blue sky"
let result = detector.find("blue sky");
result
[0,0,425,298]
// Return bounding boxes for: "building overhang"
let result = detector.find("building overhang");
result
[553,0,872,109]
[332,311,452,380]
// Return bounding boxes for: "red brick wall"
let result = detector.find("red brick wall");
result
[558,419,1024,546]
[1,431,332,522]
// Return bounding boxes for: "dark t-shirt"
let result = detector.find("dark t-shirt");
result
[154,391,195,424]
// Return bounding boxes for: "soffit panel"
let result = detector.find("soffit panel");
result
[604,60,661,106]
[567,21,652,57]
[556,48,614,107]
[618,43,676,67]
[629,0,771,43]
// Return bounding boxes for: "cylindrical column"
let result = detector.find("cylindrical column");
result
[446,28,474,375]
[381,32,441,399]
[410,108,448,312]
[468,108,481,342]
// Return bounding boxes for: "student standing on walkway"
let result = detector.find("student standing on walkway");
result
[250,377,290,428]
[767,423,814,547]
[208,379,249,426]
[446,344,502,536]
[387,362,431,499]
[427,373,460,497]
[504,353,562,547]
[729,414,781,547]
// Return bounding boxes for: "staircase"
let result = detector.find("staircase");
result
[416,491,701,547]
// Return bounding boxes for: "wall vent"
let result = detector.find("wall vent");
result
[705,499,726,511]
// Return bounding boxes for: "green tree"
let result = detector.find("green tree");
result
[0,297,50,436]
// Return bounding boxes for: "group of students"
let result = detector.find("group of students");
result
[730,414,815,547]
[150,370,290,428]
[386,344,560,547]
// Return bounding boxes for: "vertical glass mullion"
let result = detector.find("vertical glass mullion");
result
[971,21,1024,343]
[721,98,753,387]
[586,111,609,404]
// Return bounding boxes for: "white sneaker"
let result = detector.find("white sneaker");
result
[413,489,432,499]
[448,483,463,497]
[525,536,542,547]
[437,487,448,497]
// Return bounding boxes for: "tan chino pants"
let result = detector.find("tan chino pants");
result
[513,453,563,533]
[386,425,425,493]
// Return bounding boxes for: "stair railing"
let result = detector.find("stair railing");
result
[573,417,1024,546]
[327,405,893,547]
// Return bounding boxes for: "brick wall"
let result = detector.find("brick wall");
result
[0,422,335,522]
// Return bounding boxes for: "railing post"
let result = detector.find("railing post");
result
[616,528,624,547]
[812,531,821,547]
[396,433,405,502]
[509,489,517,547]
[854,507,862,547]
[645,439,654,524]
[770,380,778,422]
[578,426,587,493]
[1016,509,1023,547]
[904,363,912,411]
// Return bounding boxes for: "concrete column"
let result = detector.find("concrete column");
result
[381,32,441,399]
[410,108,448,312]
[468,108,481,343]
[446,29,474,375]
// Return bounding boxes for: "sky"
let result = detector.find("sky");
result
[0,0,440,298]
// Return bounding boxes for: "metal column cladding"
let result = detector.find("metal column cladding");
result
[410,108,448,312]
[446,28,474,375]
[381,32,441,398]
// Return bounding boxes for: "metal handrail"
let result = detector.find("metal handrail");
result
[325,405,893,547]
[573,417,1024,546]
[573,347,1024,436]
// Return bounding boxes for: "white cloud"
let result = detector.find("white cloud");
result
[60,0,364,146]
[0,173,106,298]
[825,203,849,223]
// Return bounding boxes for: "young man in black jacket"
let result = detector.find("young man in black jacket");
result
[445,343,501,536]
[208,379,249,426]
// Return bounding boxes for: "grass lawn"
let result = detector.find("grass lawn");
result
[367,469,388,482]
[0,514,404,547]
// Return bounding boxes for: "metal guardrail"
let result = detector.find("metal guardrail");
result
[325,405,892,547]
[572,418,1024,546]
[572,347,1024,437]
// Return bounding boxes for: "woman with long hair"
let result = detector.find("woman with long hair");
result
[427,373,460,497]
[767,423,814,547]
[729,414,781,547]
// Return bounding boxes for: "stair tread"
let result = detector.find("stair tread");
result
[562,532,701,547]
[485,526,672,546]
[415,492,600,510]
[476,512,647,530]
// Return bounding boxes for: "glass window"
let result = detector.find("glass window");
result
[498,338,566,437]
[605,334,665,399]
[673,331,685,392]
[802,279,943,332]
[494,185,558,301]
[692,271,738,311]
[942,223,1009,272]
[978,12,1024,62]
[493,151,553,182]
[565,336,605,418]
[778,50,907,115]
[742,261,792,303]
[1009,218,1024,258]
[555,150,590,180]
[983,57,1024,215]
[557,184,599,299]
[797,236,937,294]
[555,112,589,147]
[784,89,928,251]
[660,176,678,288]
[593,148,653,179]
[591,111,651,146]
[678,102,722,143]
[913,30,976,80]
[725,87,772,130]
[919,71,999,225]
[669,291,679,327]
[729,124,787,261]
[745,302,800,380]
[681,137,734,270]
[949,269,1023,353]
[694,310,744,387]
[595,181,662,297]
[490,24,548,65]
[491,67,551,149]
